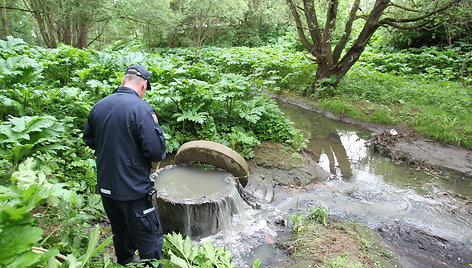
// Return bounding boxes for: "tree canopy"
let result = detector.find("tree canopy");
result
[0,0,468,88]
[0,0,289,49]
[285,0,464,88]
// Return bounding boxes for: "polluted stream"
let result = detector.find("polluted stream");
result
[156,102,472,267]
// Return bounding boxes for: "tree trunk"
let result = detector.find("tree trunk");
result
[33,11,57,48]
[313,61,337,88]
[28,0,58,48]
[445,23,452,46]
[62,19,72,45]
[77,22,89,48]
[313,40,374,89]
[0,5,9,39]
[44,12,57,47]
[192,26,204,63]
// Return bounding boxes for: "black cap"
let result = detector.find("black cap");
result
[125,65,151,90]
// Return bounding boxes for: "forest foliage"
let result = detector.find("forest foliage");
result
[0,0,471,267]
[0,36,305,267]
[1,30,471,265]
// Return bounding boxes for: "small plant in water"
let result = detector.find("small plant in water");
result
[289,202,330,233]
[307,206,329,226]
[289,198,305,233]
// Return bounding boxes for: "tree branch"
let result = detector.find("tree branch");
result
[0,5,34,13]
[383,0,462,24]
[302,0,322,49]
[87,21,108,47]
[117,15,147,25]
[380,19,429,30]
[333,0,360,63]
[335,0,390,79]
[296,5,305,13]
[321,0,338,65]
[303,53,318,62]
[355,14,368,21]
[389,2,420,12]
[286,0,316,57]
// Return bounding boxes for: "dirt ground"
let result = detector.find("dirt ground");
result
[281,221,399,268]
[270,93,472,177]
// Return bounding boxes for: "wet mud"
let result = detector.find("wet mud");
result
[377,222,472,268]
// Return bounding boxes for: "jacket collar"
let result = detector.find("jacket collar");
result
[116,86,140,98]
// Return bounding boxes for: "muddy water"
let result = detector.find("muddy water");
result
[155,165,233,199]
[278,102,472,198]
[154,165,248,239]
[275,102,472,266]
[207,102,472,268]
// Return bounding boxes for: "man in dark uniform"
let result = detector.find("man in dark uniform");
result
[83,65,166,265]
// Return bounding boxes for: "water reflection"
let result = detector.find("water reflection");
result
[311,129,353,179]
[278,101,472,198]
[278,102,365,179]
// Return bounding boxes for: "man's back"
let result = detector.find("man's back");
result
[83,65,166,266]
[84,86,166,201]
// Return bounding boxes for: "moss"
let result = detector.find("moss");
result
[252,142,304,170]
[282,221,399,268]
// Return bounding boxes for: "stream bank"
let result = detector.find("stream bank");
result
[270,93,472,177]
[233,98,472,267]
[245,142,471,268]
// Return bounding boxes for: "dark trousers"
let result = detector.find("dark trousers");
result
[101,195,163,265]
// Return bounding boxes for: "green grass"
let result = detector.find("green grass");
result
[318,99,362,118]
[327,253,364,268]
[320,66,472,149]
[410,107,472,147]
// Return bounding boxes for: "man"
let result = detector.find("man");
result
[83,65,166,265]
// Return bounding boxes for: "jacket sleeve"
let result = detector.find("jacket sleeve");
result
[136,106,167,162]
[83,113,96,150]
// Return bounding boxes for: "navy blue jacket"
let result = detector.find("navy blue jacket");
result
[83,87,166,201]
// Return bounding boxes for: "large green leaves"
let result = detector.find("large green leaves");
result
[0,159,76,268]
[0,224,44,267]
[61,225,113,268]
[0,55,42,87]
[0,36,29,56]
[165,232,199,268]
[0,116,64,171]
[162,232,235,268]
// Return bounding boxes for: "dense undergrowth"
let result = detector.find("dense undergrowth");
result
[194,42,471,149]
[1,34,470,267]
[0,36,302,267]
